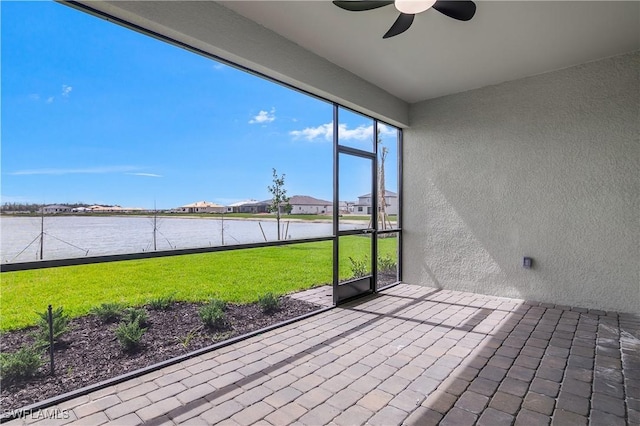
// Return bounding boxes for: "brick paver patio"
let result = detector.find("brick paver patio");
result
[288,286,333,308]
[9,284,639,425]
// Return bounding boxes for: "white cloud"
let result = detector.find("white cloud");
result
[9,166,139,176]
[27,84,74,104]
[290,122,396,142]
[290,123,333,141]
[339,123,375,141]
[377,123,396,136]
[249,107,276,124]
[126,172,163,178]
[212,63,226,71]
[62,84,72,97]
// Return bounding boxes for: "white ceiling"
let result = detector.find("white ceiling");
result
[220,1,639,104]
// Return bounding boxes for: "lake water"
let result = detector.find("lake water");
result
[1,215,359,263]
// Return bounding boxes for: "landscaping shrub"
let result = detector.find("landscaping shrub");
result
[35,306,69,349]
[199,301,226,329]
[115,320,146,352]
[4,236,396,331]
[258,292,280,314]
[177,326,203,349]
[207,298,227,311]
[377,253,397,272]
[123,307,148,328]
[148,293,176,311]
[0,346,42,384]
[348,256,369,278]
[90,303,125,323]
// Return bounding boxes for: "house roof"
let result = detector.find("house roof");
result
[181,201,224,208]
[288,195,332,206]
[248,200,270,206]
[228,199,262,207]
[89,205,143,211]
[359,190,398,198]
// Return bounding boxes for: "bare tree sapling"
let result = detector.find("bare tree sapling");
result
[267,168,291,240]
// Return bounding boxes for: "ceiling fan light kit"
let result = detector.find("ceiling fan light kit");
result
[333,0,476,38]
[394,0,436,15]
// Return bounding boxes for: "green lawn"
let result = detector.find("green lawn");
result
[0,236,397,331]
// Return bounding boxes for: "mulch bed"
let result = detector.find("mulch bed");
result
[0,297,321,412]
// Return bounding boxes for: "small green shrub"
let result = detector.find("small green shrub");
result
[199,302,226,329]
[90,303,125,323]
[177,326,202,349]
[35,306,69,349]
[115,320,146,352]
[123,307,148,327]
[348,256,369,278]
[0,346,42,384]
[258,292,280,314]
[148,293,176,311]
[377,254,397,272]
[207,298,227,311]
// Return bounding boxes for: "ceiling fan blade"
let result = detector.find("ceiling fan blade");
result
[383,13,415,39]
[332,1,393,12]
[432,0,476,21]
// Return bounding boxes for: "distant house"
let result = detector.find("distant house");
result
[226,199,269,214]
[288,195,332,215]
[226,200,251,213]
[353,190,398,215]
[87,205,144,213]
[88,205,122,213]
[178,201,225,214]
[340,201,355,214]
[243,200,270,214]
[41,205,71,214]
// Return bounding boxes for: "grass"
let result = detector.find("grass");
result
[0,236,397,331]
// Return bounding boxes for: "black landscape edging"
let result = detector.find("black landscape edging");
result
[0,305,333,423]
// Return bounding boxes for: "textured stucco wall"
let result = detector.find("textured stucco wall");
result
[403,52,639,314]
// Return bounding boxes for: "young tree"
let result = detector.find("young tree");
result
[377,129,391,230]
[267,168,291,240]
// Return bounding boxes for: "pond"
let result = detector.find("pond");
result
[1,215,356,263]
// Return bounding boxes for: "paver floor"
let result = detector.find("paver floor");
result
[9,284,639,425]
[288,286,333,308]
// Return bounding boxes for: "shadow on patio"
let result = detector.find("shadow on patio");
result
[9,284,639,425]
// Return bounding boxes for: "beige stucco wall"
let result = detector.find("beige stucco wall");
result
[403,52,639,314]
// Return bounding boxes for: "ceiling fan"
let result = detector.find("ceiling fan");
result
[333,1,476,39]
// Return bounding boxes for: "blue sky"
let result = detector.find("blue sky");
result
[2,1,398,210]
